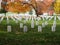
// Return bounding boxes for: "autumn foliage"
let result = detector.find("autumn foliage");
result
[5,1,32,13]
[54,0,60,14]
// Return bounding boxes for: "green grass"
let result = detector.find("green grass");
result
[0,18,60,45]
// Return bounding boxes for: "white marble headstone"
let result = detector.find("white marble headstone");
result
[53,24,56,28]
[31,20,34,28]
[23,25,28,32]
[7,25,11,32]
[52,26,56,32]
[20,23,23,28]
[38,26,42,32]
[42,23,45,27]
[53,21,56,27]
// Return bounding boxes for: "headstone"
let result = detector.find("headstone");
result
[53,21,56,27]
[23,25,28,32]
[20,23,23,28]
[38,26,42,32]
[53,23,56,28]
[7,25,11,32]
[31,20,34,28]
[42,23,45,27]
[51,26,56,32]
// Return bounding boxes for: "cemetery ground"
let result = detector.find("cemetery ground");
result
[0,18,60,45]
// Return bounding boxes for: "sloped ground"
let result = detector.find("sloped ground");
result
[0,19,60,45]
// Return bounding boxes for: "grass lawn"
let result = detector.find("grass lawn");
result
[0,18,60,45]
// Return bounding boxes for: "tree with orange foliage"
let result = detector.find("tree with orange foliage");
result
[5,1,32,13]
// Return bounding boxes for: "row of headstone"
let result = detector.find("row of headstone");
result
[7,25,42,32]
[7,16,56,33]
[7,25,28,32]
[0,14,59,24]
[6,13,57,32]
[7,24,57,33]
[0,13,59,33]
[7,23,57,33]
